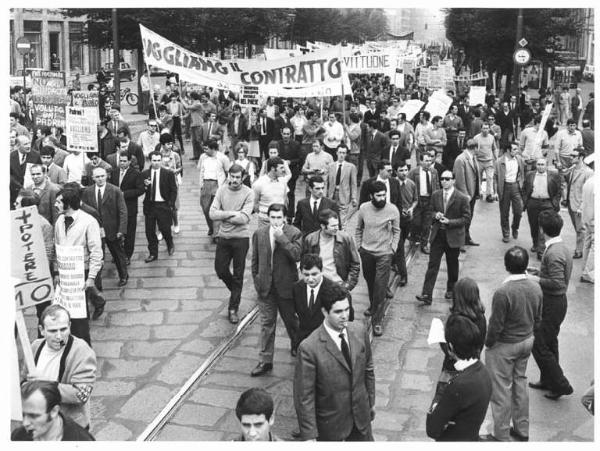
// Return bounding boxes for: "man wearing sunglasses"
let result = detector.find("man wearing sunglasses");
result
[416,171,471,305]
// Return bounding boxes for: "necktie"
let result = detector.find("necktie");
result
[96,188,103,220]
[443,191,448,213]
[313,200,318,217]
[425,169,431,195]
[339,332,352,369]
[567,172,573,203]
[64,216,73,234]
[391,146,396,161]
[309,289,315,309]
[113,120,118,131]
[151,171,157,201]
[335,163,342,186]
[119,170,126,187]
[208,122,212,136]
[262,118,266,135]
[20,153,26,165]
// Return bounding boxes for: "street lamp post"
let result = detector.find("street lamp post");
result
[112,8,120,106]
[511,8,524,97]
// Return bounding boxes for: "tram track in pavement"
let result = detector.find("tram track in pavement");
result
[137,233,420,441]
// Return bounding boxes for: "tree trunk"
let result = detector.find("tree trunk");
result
[136,47,144,114]
[219,39,225,59]
[504,71,513,100]
[246,42,253,58]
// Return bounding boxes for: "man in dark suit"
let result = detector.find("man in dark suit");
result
[106,105,130,137]
[416,170,471,305]
[363,120,389,178]
[28,164,61,224]
[292,254,354,354]
[257,108,275,160]
[443,128,466,170]
[251,203,302,376]
[141,151,178,262]
[453,139,481,246]
[385,130,411,169]
[358,159,401,208]
[110,152,145,264]
[294,283,375,441]
[199,112,223,152]
[227,104,248,156]
[82,166,129,286]
[277,127,302,221]
[10,135,41,208]
[114,130,145,172]
[408,152,439,253]
[106,138,143,174]
[294,175,339,236]
[522,158,561,258]
[494,142,526,243]
[497,102,516,148]
[394,161,419,286]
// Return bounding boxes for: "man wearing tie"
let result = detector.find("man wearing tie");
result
[386,131,411,169]
[111,152,145,264]
[141,151,178,262]
[293,175,339,237]
[327,145,357,228]
[82,167,129,287]
[258,108,275,161]
[453,139,481,246]
[106,104,130,137]
[408,153,439,254]
[394,162,418,286]
[10,135,41,208]
[416,170,471,305]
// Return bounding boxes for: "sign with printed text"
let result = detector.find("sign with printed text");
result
[140,24,351,96]
[67,106,99,152]
[30,69,66,88]
[239,85,260,106]
[54,245,87,319]
[11,206,54,310]
[341,51,396,76]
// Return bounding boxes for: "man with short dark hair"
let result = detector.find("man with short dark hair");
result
[114,128,145,172]
[198,139,231,238]
[39,146,67,185]
[141,151,178,262]
[12,380,95,441]
[364,119,388,177]
[408,152,439,253]
[416,171,471,305]
[453,139,480,246]
[293,175,339,236]
[528,211,574,400]
[394,161,418,286]
[257,108,275,160]
[294,284,375,441]
[327,145,357,228]
[385,130,411,169]
[580,119,594,156]
[566,148,594,259]
[494,142,525,243]
[253,157,290,227]
[22,305,97,430]
[10,135,42,208]
[482,247,542,441]
[234,388,280,441]
[278,126,303,220]
[209,164,255,324]
[27,164,60,224]
[355,180,400,337]
[251,203,302,376]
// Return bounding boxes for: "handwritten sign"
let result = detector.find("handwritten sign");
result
[32,86,69,130]
[424,90,453,120]
[67,106,99,152]
[469,86,486,106]
[30,69,66,88]
[54,245,87,319]
[11,206,54,310]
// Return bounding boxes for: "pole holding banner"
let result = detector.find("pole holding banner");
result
[146,63,158,119]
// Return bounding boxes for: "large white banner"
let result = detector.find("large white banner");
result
[54,245,87,319]
[67,106,99,153]
[342,52,396,76]
[140,25,350,96]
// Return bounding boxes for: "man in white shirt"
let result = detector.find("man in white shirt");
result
[322,112,344,159]
[137,120,161,159]
[519,116,549,172]
[198,139,231,237]
[580,157,594,283]
[253,157,290,227]
[494,142,525,242]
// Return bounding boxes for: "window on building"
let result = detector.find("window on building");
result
[24,20,42,68]
[69,22,84,73]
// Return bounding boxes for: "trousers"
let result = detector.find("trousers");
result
[568,207,584,253]
[144,202,173,256]
[526,198,553,252]
[358,249,392,326]
[214,237,249,310]
[200,180,219,235]
[257,285,298,363]
[411,196,433,243]
[582,222,594,282]
[499,182,523,238]
[421,229,460,297]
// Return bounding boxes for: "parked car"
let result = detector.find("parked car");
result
[105,62,137,81]
[149,66,169,77]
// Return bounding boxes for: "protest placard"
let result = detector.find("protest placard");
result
[54,245,87,319]
[424,90,453,119]
[30,69,66,88]
[399,99,425,122]
[469,86,486,106]
[31,86,69,130]
[11,206,54,310]
[341,51,396,76]
[67,106,99,152]
[239,85,260,106]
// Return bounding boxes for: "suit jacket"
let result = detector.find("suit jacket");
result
[200,120,224,144]
[358,176,402,210]
[227,114,248,141]
[106,119,130,137]
[522,171,562,211]
[141,167,178,212]
[493,155,525,202]
[429,188,471,248]
[47,163,68,186]
[326,161,357,206]
[566,165,594,211]
[453,151,480,199]
[10,150,42,187]
[82,183,127,240]
[252,224,302,299]
[106,151,142,174]
[408,166,440,197]
[363,130,388,160]
[293,197,340,236]
[33,180,61,225]
[384,143,411,168]
[257,116,275,142]
[273,115,292,141]
[110,166,144,215]
[294,322,375,441]
[496,109,515,135]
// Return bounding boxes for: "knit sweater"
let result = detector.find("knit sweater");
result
[354,202,400,256]
[209,184,255,239]
[486,278,542,347]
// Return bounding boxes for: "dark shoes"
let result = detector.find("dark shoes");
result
[168,246,175,256]
[118,275,129,287]
[228,309,239,324]
[88,286,106,321]
[290,347,297,357]
[573,251,583,259]
[580,276,594,284]
[479,434,500,441]
[528,380,550,390]
[530,246,537,252]
[250,362,273,377]
[92,305,105,320]
[416,294,432,305]
[465,239,480,246]
[544,384,574,400]
[399,277,407,287]
[363,308,372,317]
[509,427,529,441]
[512,229,519,239]
[291,429,301,438]
[125,257,131,265]
[502,236,510,243]
[486,195,494,203]
[145,254,157,263]
[421,245,430,254]
[373,324,383,336]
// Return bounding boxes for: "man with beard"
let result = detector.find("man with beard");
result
[355,181,400,337]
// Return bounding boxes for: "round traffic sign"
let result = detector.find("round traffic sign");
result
[513,48,531,65]
[16,36,31,55]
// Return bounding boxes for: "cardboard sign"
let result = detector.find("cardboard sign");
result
[31,86,69,130]
[30,69,66,88]
[11,206,54,310]
[469,86,486,106]
[399,99,425,122]
[67,106,99,152]
[54,245,87,319]
[424,90,453,119]
[239,85,260,106]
